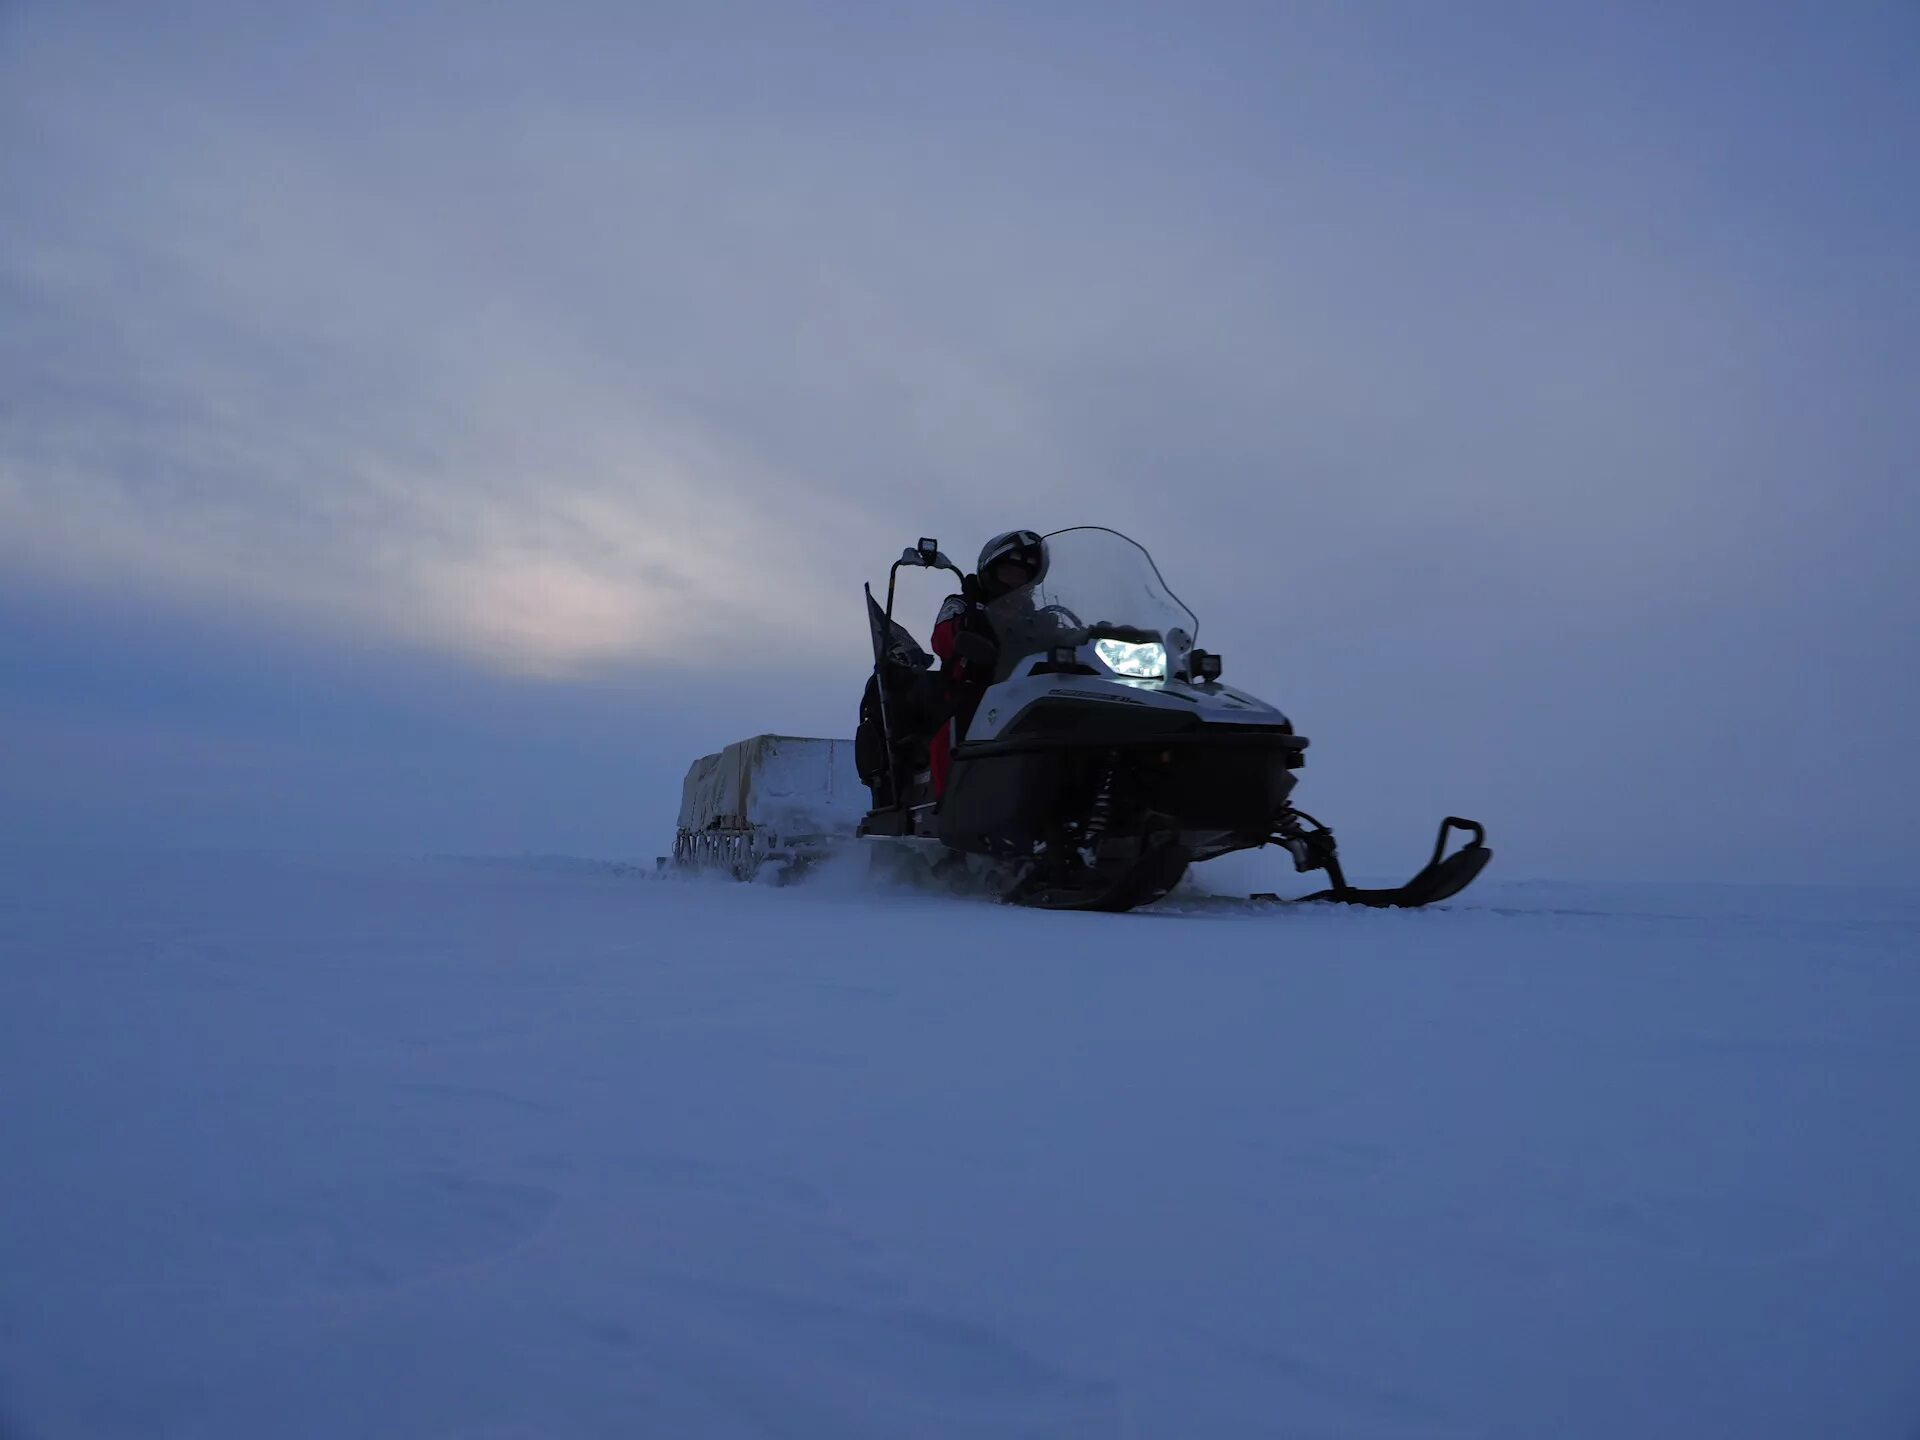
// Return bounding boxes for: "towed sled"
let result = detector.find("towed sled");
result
[669,528,1489,912]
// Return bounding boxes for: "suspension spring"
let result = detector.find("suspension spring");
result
[1080,750,1121,860]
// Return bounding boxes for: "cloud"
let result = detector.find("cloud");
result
[0,4,1120,674]
[5,0,1830,650]
[0,57,873,673]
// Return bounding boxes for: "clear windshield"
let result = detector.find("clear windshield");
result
[985,527,1198,677]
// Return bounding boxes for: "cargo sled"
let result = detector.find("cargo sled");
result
[667,734,866,881]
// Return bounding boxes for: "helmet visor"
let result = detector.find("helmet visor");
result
[984,542,1043,595]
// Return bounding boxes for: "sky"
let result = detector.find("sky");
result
[2,0,1916,882]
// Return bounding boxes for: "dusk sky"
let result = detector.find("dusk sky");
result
[3,0,1915,882]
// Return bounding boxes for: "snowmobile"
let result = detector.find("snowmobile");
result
[849,527,1491,911]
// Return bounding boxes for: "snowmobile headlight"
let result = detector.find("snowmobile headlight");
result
[1093,638,1167,679]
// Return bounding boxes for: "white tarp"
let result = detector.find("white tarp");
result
[676,735,865,837]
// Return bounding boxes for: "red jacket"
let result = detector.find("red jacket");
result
[928,592,997,795]
[930,592,997,689]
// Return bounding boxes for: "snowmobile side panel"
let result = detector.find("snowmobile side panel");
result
[963,669,1290,746]
[943,728,1299,852]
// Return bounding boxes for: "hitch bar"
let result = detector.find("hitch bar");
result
[1257,814,1492,910]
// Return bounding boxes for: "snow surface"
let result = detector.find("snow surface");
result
[2,852,1917,1439]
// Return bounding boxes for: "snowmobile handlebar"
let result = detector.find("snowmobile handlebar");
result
[866,540,969,808]
[886,540,967,617]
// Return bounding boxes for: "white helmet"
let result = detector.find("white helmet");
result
[977,530,1048,598]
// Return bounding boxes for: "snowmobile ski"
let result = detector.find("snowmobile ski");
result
[1255,815,1492,909]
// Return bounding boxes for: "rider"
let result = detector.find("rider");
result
[928,530,1049,796]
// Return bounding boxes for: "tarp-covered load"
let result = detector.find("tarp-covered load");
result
[672,735,864,877]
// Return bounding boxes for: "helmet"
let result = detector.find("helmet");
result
[977,529,1048,599]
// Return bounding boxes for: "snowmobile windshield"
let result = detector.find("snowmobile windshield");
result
[985,527,1198,678]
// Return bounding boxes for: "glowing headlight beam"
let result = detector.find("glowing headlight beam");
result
[1093,638,1167,679]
